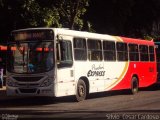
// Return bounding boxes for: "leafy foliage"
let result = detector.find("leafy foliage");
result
[1,0,160,42]
[55,0,89,30]
[0,0,89,43]
[22,0,61,27]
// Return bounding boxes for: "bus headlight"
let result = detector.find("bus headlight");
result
[40,79,52,87]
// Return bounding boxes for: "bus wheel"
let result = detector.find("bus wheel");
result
[76,80,87,102]
[131,77,139,94]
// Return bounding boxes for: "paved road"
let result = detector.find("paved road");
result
[0,84,160,120]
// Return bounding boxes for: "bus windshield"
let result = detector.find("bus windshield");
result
[7,41,54,73]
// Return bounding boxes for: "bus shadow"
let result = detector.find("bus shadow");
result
[0,91,131,107]
[0,83,160,107]
[88,83,160,100]
[0,88,77,107]
[88,90,130,100]
[0,95,78,107]
[140,83,160,91]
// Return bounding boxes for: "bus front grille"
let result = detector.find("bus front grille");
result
[13,76,43,82]
[19,88,37,93]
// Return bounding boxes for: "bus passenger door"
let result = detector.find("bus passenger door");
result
[56,40,75,97]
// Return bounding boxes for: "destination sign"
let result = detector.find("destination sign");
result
[12,29,54,41]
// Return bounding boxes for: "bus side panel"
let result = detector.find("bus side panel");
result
[74,61,105,93]
[104,62,129,91]
[111,62,157,91]
[138,62,157,87]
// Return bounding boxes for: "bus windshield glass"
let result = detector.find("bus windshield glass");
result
[7,41,54,73]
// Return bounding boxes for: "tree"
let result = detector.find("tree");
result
[57,0,89,30]
[16,0,89,29]
[21,0,61,27]
[0,0,90,43]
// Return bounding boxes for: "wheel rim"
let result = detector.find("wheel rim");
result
[78,85,85,97]
[133,81,138,93]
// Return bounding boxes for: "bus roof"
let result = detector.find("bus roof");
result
[12,28,154,45]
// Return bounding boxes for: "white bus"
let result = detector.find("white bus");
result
[6,28,157,101]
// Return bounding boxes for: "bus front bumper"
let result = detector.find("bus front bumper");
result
[6,85,55,97]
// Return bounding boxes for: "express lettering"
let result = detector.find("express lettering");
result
[87,70,105,77]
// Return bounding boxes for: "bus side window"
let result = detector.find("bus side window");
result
[116,42,128,61]
[149,46,155,61]
[129,44,139,61]
[103,41,116,61]
[139,45,149,61]
[57,40,73,68]
[87,39,102,61]
[73,38,87,61]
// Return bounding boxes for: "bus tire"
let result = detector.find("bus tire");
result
[131,77,139,94]
[76,79,87,102]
